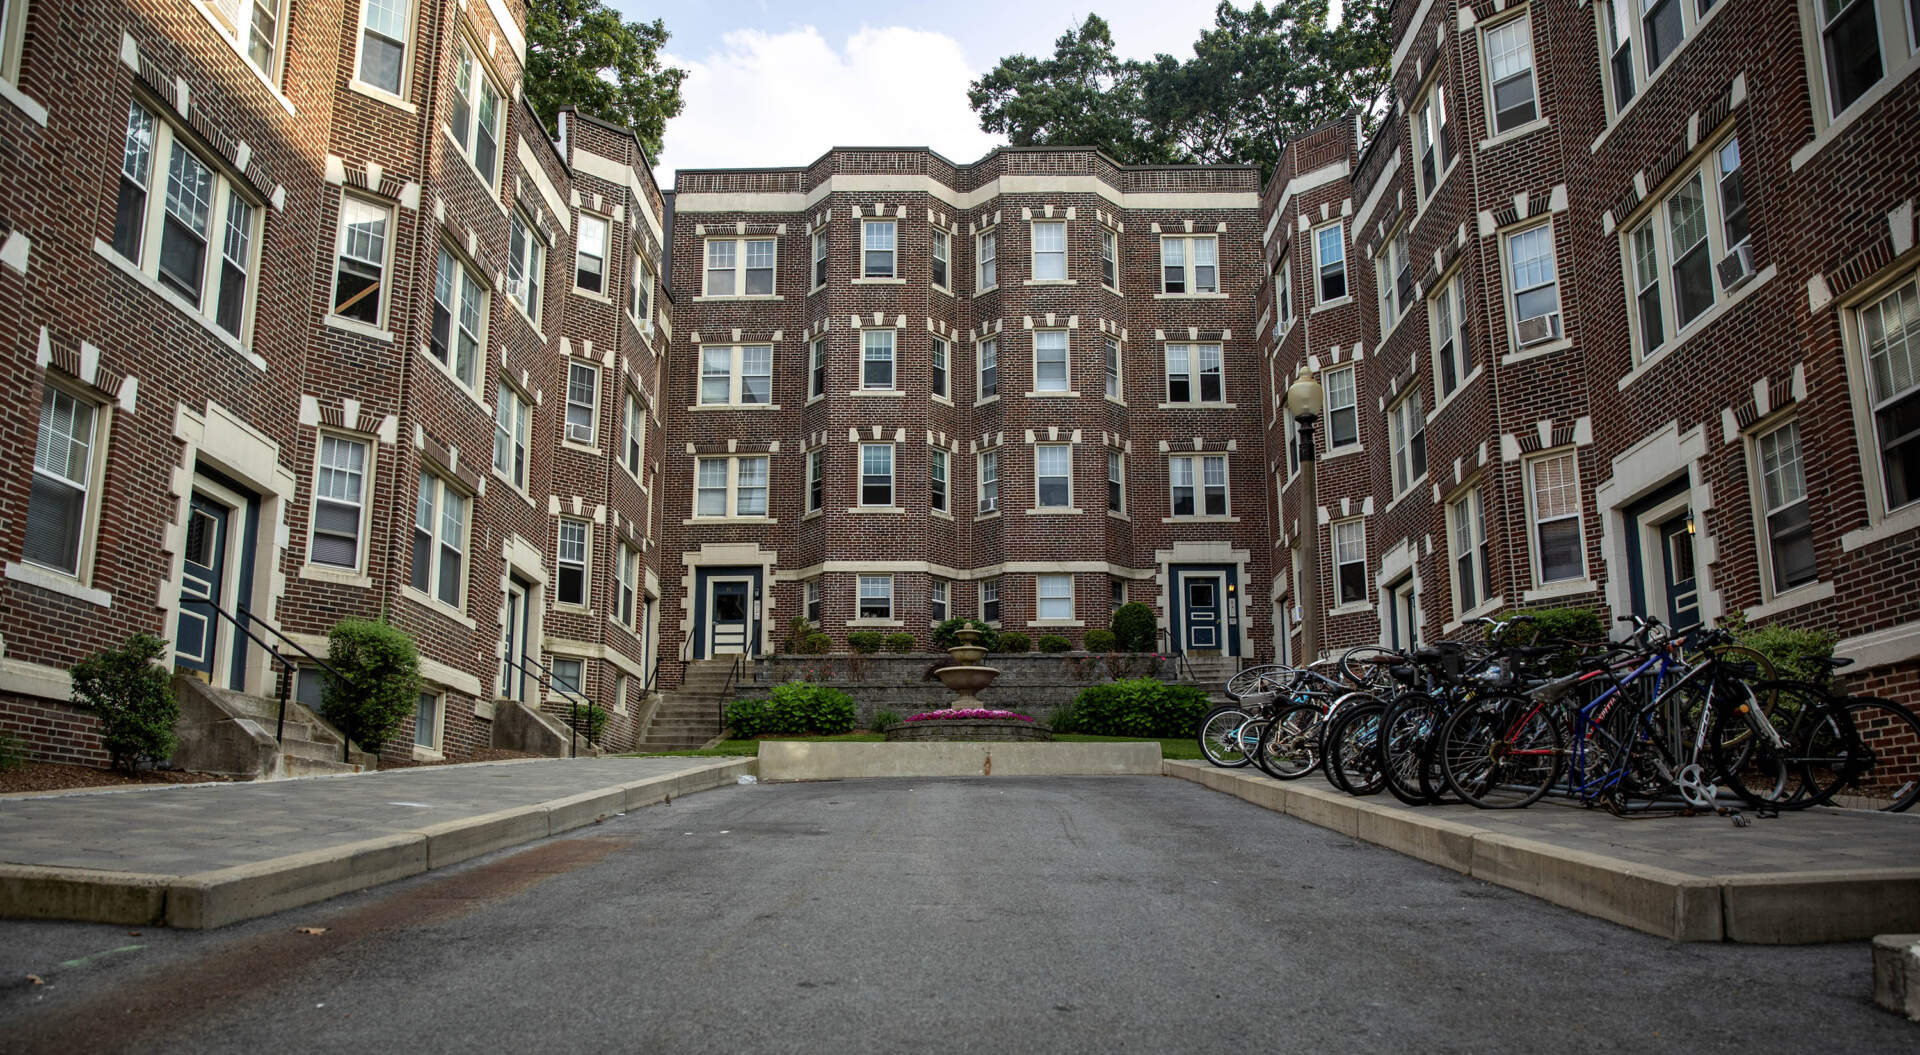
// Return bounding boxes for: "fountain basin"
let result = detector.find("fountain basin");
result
[946,645,989,666]
[934,664,999,702]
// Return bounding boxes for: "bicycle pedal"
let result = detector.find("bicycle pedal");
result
[1730,813,1751,828]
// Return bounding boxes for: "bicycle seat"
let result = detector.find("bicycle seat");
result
[1815,656,1855,669]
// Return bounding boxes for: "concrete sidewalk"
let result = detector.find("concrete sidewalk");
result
[1165,759,1920,943]
[0,756,753,929]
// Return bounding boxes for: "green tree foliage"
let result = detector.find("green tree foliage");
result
[968,16,1172,164]
[525,0,687,158]
[69,633,177,772]
[1110,602,1158,653]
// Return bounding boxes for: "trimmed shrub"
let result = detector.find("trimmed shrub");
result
[724,697,770,739]
[1722,612,1838,686]
[321,619,422,754]
[1110,602,1157,652]
[1496,606,1607,674]
[1083,628,1118,652]
[69,633,178,772]
[884,632,917,653]
[997,632,1031,654]
[932,618,1000,652]
[761,681,858,735]
[871,709,901,732]
[569,703,611,745]
[802,633,833,655]
[1063,678,1211,737]
[1037,634,1071,653]
[847,631,884,654]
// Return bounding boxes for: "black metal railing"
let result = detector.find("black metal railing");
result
[1157,627,1198,684]
[501,652,599,758]
[179,596,354,761]
[715,650,749,733]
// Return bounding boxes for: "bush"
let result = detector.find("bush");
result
[1111,602,1157,652]
[932,618,1000,652]
[1037,634,1071,653]
[847,631,884,654]
[871,709,901,732]
[757,681,858,735]
[802,633,833,655]
[0,731,26,772]
[1721,612,1838,686]
[320,619,422,754]
[1497,606,1607,675]
[724,697,770,739]
[884,632,917,653]
[569,703,611,745]
[69,633,178,773]
[1062,677,1211,737]
[1083,628,1118,652]
[782,618,814,655]
[997,632,1031,654]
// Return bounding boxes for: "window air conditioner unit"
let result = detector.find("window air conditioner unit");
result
[567,422,593,443]
[1717,242,1754,291]
[1515,312,1562,347]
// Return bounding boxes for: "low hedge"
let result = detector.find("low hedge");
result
[997,632,1032,653]
[884,632,917,653]
[725,681,858,738]
[1496,606,1607,675]
[1055,678,1211,737]
[1037,634,1071,653]
[69,633,178,773]
[847,631,884,654]
[1722,611,1838,686]
[1083,628,1117,652]
[1111,603,1156,652]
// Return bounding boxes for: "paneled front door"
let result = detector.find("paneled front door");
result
[1184,576,1222,652]
[175,492,229,679]
[708,579,751,655]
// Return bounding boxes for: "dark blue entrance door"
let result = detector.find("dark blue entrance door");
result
[175,493,228,677]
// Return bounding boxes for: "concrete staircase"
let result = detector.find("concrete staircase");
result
[634,658,740,750]
[172,675,376,778]
[1176,654,1244,703]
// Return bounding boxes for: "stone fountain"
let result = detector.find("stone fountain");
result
[934,626,999,706]
[885,627,1051,741]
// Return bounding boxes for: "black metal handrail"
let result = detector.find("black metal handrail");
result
[715,651,749,734]
[501,652,599,757]
[1157,627,1198,684]
[179,596,354,761]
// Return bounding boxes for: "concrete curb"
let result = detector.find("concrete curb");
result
[1872,934,1920,1021]
[0,757,756,929]
[758,741,1161,781]
[1163,759,1920,944]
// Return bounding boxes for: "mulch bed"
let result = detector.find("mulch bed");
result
[0,762,232,795]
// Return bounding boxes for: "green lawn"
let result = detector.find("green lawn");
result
[625,731,1200,760]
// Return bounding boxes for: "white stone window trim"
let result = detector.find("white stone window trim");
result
[1162,341,1229,407]
[1496,218,1569,361]
[1428,269,1481,416]
[410,687,444,759]
[861,217,898,280]
[426,241,490,394]
[1475,6,1546,148]
[553,517,592,609]
[572,211,614,300]
[1790,0,1920,170]
[1592,0,1734,130]
[1029,218,1069,284]
[492,378,533,496]
[16,376,112,597]
[1838,261,1920,550]
[1386,387,1427,499]
[1444,483,1496,623]
[564,360,600,449]
[1167,452,1233,521]
[1028,329,1073,396]
[1743,413,1822,604]
[857,442,896,510]
[406,470,474,624]
[811,227,829,293]
[1035,573,1076,622]
[1409,68,1457,205]
[1312,221,1347,306]
[350,0,418,109]
[1523,447,1589,590]
[975,226,999,295]
[306,428,375,575]
[443,34,504,192]
[860,329,899,392]
[1099,226,1121,293]
[1158,233,1220,295]
[1321,363,1362,450]
[1376,220,1415,338]
[702,234,778,298]
[1031,442,1077,513]
[1331,517,1369,611]
[505,208,545,328]
[855,573,896,623]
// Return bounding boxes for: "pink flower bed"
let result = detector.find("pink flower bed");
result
[903,708,1037,723]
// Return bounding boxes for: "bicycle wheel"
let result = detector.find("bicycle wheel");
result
[1199,705,1255,767]
[1226,666,1287,700]
[1253,703,1321,780]
[1338,646,1401,691]
[1836,697,1920,812]
[1729,681,1861,811]
[1378,694,1444,806]
[1439,693,1562,809]
[1710,695,1794,809]
[1325,700,1388,796]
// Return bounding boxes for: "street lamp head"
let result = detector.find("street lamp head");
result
[1285,366,1324,420]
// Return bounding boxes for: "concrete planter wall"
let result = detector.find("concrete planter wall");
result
[748,652,1175,726]
[885,719,1052,742]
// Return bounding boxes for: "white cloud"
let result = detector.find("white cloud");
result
[656,26,1004,185]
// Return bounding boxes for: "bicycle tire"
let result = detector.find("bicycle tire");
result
[1378,694,1444,806]
[1837,697,1920,812]
[1735,681,1862,811]
[1324,700,1388,796]
[1252,703,1321,780]
[1338,646,1401,691]
[1439,693,1562,809]
[1199,705,1256,768]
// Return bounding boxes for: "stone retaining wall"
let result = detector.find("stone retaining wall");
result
[747,653,1176,726]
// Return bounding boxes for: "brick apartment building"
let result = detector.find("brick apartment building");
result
[0,0,1914,768]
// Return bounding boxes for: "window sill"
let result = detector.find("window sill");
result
[1031,619,1085,628]
[1590,0,1733,155]
[1108,510,1130,521]
[411,745,445,763]
[973,285,999,299]
[1023,279,1077,287]
[6,562,111,608]
[507,300,544,339]
[1745,580,1836,622]
[693,294,783,302]
[1441,596,1507,635]
[848,618,905,628]
[1025,390,1079,399]
[974,395,1001,408]
[806,394,825,406]
[852,277,905,285]
[1101,284,1124,297]
[810,283,827,295]
[1156,401,1237,411]
[348,78,416,113]
[92,240,266,370]
[437,125,505,212]
[1791,52,1920,172]
[1382,475,1427,516]
[1415,161,1459,213]
[1521,578,1597,604]
[1105,395,1127,408]
[974,510,1002,521]
[1501,337,1571,365]
[931,508,954,521]
[401,585,477,628]
[684,516,777,525]
[932,284,953,298]
[0,75,49,127]
[1616,265,1778,392]
[416,345,487,408]
[1163,515,1240,524]
[561,439,601,456]
[1841,501,1920,553]
[1429,365,1485,418]
[1026,507,1083,516]
[1319,442,1364,462]
[931,394,954,407]
[299,564,373,588]
[847,506,905,515]
[803,509,824,521]
[492,469,535,505]
[1311,296,1353,314]
[688,403,782,412]
[1478,116,1550,153]
[1153,292,1228,300]
[851,390,903,397]
[572,287,614,304]
[325,314,394,343]
[1328,602,1372,618]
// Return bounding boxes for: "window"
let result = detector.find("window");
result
[1110,577,1126,609]
[978,449,999,513]
[860,444,894,506]
[863,219,896,278]
[506,209,543,324]
[1037,574,1074,620]
[430,245,484,387]
[1275,255,1295,333]
[631,263,654,331]
[1378,225,1413,332]
[565,362,598,445]
[1755,420,1817,593]
[932,228,950,288]
[1031,220,1067,281]
[1160,235,1219,294]
[978,338,999,398]
[332,194,390,326]
[205,0,285,81]
[1324,365,1359,447]
[1107,450,1125,513]
[695,458,727,516]
[705,237,775,296]
[736,457,768,516]
[1314,223,1346,303]
[931,337,949,398]
[1483,13,1539,134]
[310,434,368,569]
[1033,331,1070,392]
[1526,451,1585,584]
[494,381,530,490]
[575,213,609,294]
[858,575,893,620]
[862,330,896,390]
[1334,519,1367,605]
[699,345,775,406]
[804,579,822,624]
[551,658,583,694]
[25,385,100,576]
[1819,0,1884,116]
[1432,274,1472,397]
[1165,344,1224,403]
[930,579,949,622]
[1504,223,1563,347]
[447,41,501,186]
[977,229,997,290]
[1598,0,1725,111]
[1630,223,1665,357]
[1388,390,1427,494]
[1604,0,1638,110]
[617,545,640,630]
[930,448,949,513]
[812,228,829,289]
[1449,487,1494,615]
[809,337,827,399]
[623,391,646,478]
[1100,228,1118,288]
[1104,338,1122,400]
[1170,455,1228,517]
[406,691,441,751]
[806,449,824,513]
[556,519,589,605]
[1622,137,1752,359]
[411,471,466,608]
[356,0,410,96]
[692,456,768,518]
[1858,274,1920,511]
[1035,444,1073,508]
[1411,78,1454,198]
[982,579,1002,623]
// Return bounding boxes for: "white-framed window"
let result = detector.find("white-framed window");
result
[355,0,411,97]
[699,344,774,406]
[1170,454,1229,517]
[1753,418,1818,594]
[978,337,999,398]
[622,390,646,479]
[978,449,999,513]
[860,443,895,507]
[565,361,599,445]
[736,456,768,516]
[430,244,485,388]
[1334,519,1368,605]
[447,39,501,186]
[806,448,825,513]
[930,579,949,622]
[1411,76,1454,199]
[1377,224,1413,332]
[1100,228,1118,288]
[981,578,1001,623]
[803,579,822,624]
[1449,486,1493,616]
[1031,220,1067,281]
[310,433,369,570]
[575,212,609,295]
[1388,390,1427,495]
[1110,577,1126,610]
[861,329,896,390]
[692,455,769,518]
[858,574,893,620]
[411,470,467,609]
[1622,136,1751,360]
[1812,0,1908,119]
[1482,11,1539,135]
[931,227,950,289]
[506,209,544,324]
[25,383,103,578]
[556,518,590,606]
[812,227,829,289]
[929,448,949,514]
[1324,364,1359,448]
[1104,337,1122,400]
[863,219,896,279]
[1314,222,1346,303]
[1035,444,1073,508]
[1033,330,1070,393]
[1526,450,1586,584]
[1503,222,1563,349]
[705,236,775,296]
[1432,273,1472,398]
[931,337,950,398]
[493,380,530,490]
[1107,450,1125,514]
[809,337,827,399]
[551,657,583,694]
[1165,343,1224,403]
[331,192,390,328]
[204,0,287,82]
[616,544,640,630]
[1275,256,1295,336]
[1037,574,1074,620]
[977,228,998,290]
[1161,234,1218,294]
[1855,272,1920,512]
[413,690,440,750]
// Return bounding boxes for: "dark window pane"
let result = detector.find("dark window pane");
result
[1673,244,1714,325]
[334,259,381,322]
[1768,502,1817,592]
[158,217,207,303]
[1338,563,1366,604]
[410,528,431,592]
[361,33,404,94]
[1330,406,1358,446]
[1537,519,1583,582]
[24,475,83,573]
[1826,1,1884,113]
[1643,0,1682,70]
[113,181,147,260]
[1492,72,1536,130]
[1878,391,1920,509]
[217,262,247,336]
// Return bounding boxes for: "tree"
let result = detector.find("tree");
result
[524,0,687,159]
[966,15,1175,166]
